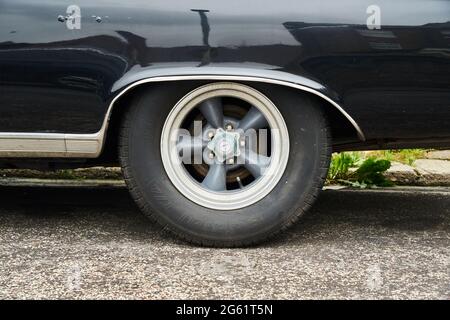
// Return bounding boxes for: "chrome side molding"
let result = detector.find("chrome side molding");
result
[0,132,101,158]
[0,75,365,158]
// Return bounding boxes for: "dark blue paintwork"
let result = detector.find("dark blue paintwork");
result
[0,0,449,145]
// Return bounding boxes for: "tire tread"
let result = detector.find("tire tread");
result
[118,86,332,247]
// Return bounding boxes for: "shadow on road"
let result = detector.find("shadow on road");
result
[0,185,448,246]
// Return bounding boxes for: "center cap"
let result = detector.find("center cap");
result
[218,140,232,154]
[207,128,241,162]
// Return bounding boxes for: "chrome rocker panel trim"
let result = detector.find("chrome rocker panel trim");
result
[0,132,100,158]
[0,75,365,158]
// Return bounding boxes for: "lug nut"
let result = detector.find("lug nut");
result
[207,131,214,140]
[208,152,215,159]
[225,124,233,131]
[227,158,235,165]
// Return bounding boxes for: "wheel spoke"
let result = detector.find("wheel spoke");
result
[238,107,268,131]
[240,149,271,178]
[202,163,227,191]
[176,135,206,157]
[199,97,224,128]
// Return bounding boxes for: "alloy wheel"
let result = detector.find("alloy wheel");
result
[160,82,290,210]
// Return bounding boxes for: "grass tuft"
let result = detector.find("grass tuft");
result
[328,152,394,188]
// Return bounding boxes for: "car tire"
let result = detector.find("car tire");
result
[119,81,331,247]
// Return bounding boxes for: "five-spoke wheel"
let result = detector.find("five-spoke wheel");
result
[161,82,290,210]
[120,81,330,246]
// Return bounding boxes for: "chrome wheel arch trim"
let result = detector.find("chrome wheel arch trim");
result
[104,75,366,143]
[0,74,365,158]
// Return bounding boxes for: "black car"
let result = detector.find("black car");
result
[0,0,449,246]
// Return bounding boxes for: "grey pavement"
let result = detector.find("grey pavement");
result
[0,185,448,300]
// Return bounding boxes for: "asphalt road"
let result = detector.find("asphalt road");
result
[0,185,448,300]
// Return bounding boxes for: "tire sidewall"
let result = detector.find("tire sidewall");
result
[122,83,329,243]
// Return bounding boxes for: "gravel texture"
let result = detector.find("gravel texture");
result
[0,185,448,300]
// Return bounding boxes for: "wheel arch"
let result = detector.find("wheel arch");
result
[101,72,366,159]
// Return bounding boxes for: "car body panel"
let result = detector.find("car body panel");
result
[0,0,449,157]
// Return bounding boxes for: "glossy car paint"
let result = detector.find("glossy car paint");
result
[0,0,449,145]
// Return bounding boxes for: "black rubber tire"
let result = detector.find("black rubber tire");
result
[119,82,331,247]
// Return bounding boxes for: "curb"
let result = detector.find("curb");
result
[325,185,450,195]
[0,167,123,181]
[1,159,449,187]
[0,177,126,188]
[384,160,450,186]
[2,178,449,195]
